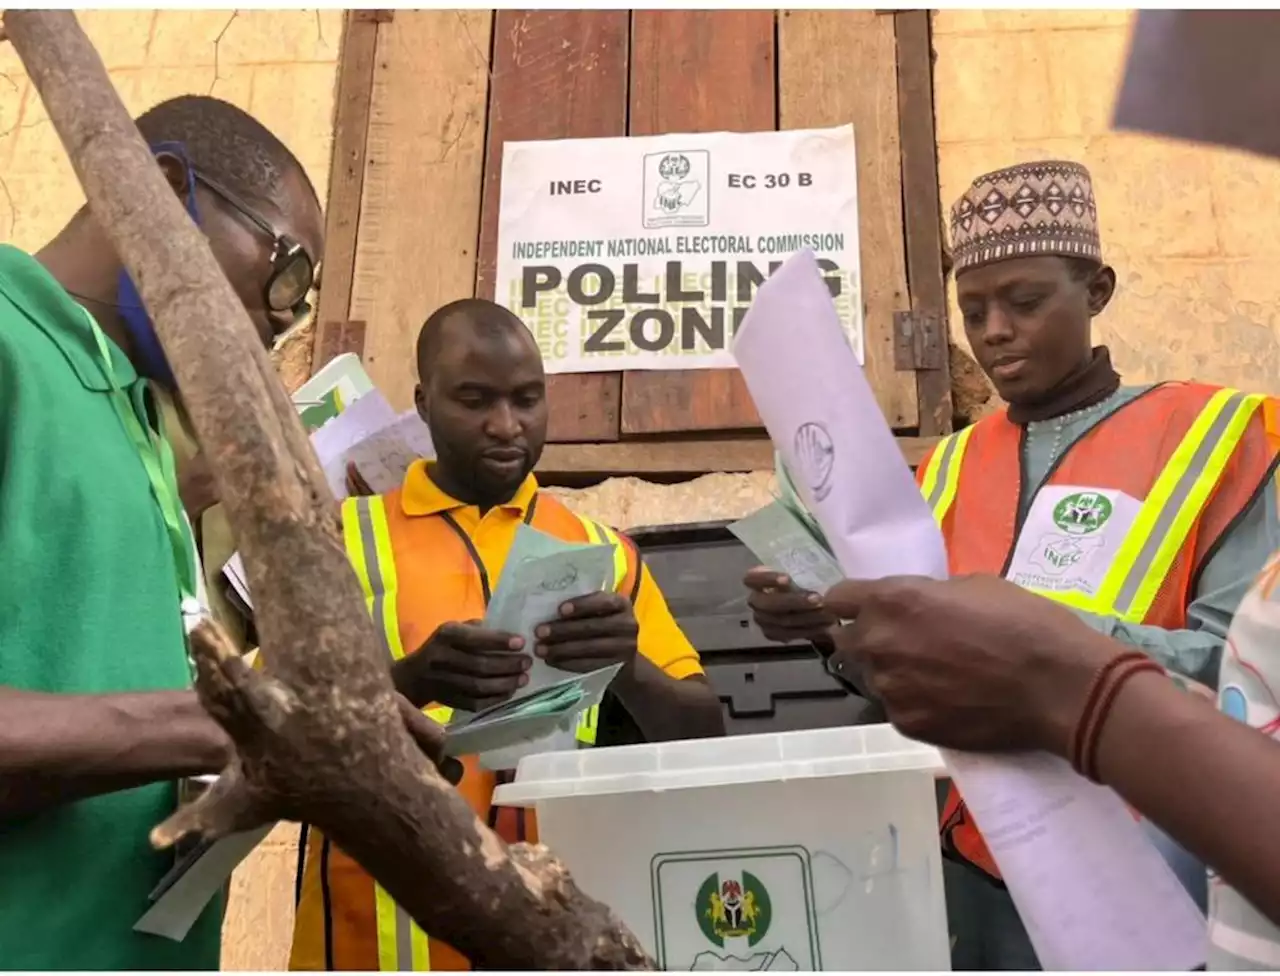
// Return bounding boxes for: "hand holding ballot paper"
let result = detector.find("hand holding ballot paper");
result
[731,250,1207,971]
[448,526,627,766]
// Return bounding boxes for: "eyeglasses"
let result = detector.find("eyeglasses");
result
[192,170,316,331]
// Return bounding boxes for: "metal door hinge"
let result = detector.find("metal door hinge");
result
[893,310,945,371]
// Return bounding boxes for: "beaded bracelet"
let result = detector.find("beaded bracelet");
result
[1068,651,1148,775]
[1078,657,1165,783]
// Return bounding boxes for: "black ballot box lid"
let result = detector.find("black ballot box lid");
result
[625,519,883,735]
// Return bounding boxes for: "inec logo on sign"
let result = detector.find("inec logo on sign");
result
[1052,491,1113,535]
[697,872,772,948]
[643,150,710,229]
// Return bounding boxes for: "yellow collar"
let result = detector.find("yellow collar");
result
[399,459,539,518]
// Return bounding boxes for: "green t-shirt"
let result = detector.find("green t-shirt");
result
[0,245,222,969]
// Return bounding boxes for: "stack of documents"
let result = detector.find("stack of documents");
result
[453,523,623,769]
[221,376,435,613]
[731,249,1207,971]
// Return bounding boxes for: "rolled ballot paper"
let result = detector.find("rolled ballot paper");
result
[731,249,1207,971]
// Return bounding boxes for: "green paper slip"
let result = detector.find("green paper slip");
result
[729,500,846,594]
[444,664,624,760]
[482,525,618,698]
[134,823,273,942]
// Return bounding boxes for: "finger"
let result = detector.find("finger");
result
[748,587,822,615]
[540,639,633,671]
[439,621,525,652]
[744,566,791,592]
[437,647,532,678]
[463,693,521,714]
[822,578,879,620]
[556,591,628,620]
[440,673,528,703]
[535,614,636,645]
[752,609,834,636]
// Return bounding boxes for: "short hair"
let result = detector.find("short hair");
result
[134,95,318,215]
[416,298,530,379]
[1064,256,1102,282]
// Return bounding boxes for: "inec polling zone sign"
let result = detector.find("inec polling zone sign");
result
[494,125,863,374]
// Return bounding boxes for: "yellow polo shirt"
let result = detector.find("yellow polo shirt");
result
[399,462,702,680]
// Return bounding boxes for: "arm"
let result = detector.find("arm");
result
[1065,657,1280,929]
[822,571,1280,931]
[607,565,725,742]
[1074,464,1280,685]
[0,686,228,820]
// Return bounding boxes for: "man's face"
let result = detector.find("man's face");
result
[956,256,1108,404]
[417,322,548,505]
[197,167,325,349]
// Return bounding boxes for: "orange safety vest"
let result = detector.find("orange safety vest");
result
[290,487,641,971]
[916,383,1279,884]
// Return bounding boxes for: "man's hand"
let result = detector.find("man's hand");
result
[392,621,530,712]
[534,591,638,673]
[744,567,838,645]
[823,574,1115,755]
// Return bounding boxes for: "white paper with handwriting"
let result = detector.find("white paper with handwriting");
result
[732,249,1206,971]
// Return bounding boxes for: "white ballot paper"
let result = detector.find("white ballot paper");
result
[732,250,1207,971]
[222,392,435,612]
[483,524,618,698]
[451,524,621,768]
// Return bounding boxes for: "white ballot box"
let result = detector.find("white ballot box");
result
[493,725,950,971]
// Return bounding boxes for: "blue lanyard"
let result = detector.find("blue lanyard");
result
[85,309,199,609]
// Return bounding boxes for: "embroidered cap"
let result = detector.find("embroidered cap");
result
[949,160,1102,275]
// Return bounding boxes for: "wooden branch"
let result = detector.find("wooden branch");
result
[1,11,650,969]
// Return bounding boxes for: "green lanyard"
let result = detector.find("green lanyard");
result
[85,309,200,612]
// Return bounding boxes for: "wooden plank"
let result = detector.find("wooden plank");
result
[538,435,939,477]
[311,10,379,370]
[621,10,776,436]
[476,10,629,443]
[347,11,493,411]
[896,11,953,436]
[779,10,919,430]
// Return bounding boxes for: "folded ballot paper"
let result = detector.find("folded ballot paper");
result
[731,249,1207,971]
[448,524,623,769]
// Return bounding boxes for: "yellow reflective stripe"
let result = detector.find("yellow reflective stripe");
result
[576,516,627,592]
[374,887,398,971]
[918,435,949,502]
[572,515,628,748]
[575,704,599,746]
[344,497,432,971]
[342,497,375,612]
[425,705,453,725]
[920,426,974,525]
[597,523,629,592]
[1097,390,1262,622]
[374,890,431,971]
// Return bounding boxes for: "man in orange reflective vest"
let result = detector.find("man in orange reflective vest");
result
[746,160,1280,969]
[290,298,725,971]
